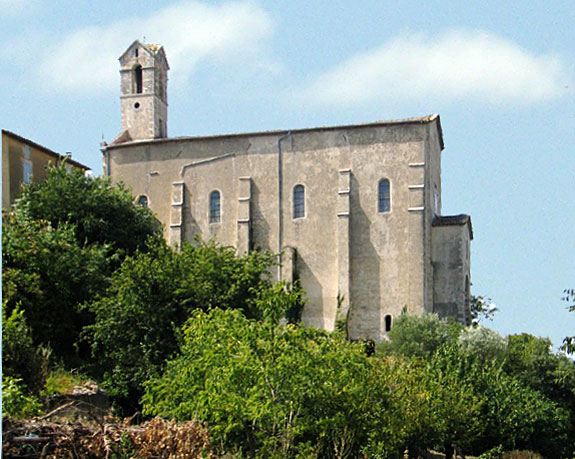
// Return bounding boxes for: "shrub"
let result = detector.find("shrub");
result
[143,309,406,458]
[14,164,160,257]
[479,445,504,459]
[88,240,305,412]
[458,325,508,365]
[2,214,108,363]
[110,418,211,458]
[467,365,570,457]
[383,312,463,359]
[2,301,49,394]
[2,376,42,419]
[43,368,92,396]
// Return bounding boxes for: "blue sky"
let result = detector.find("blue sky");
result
[1,0,574,348]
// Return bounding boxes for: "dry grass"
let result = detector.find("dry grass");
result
[3,416,212,458]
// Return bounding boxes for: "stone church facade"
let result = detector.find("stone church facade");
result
[102,41,473,341]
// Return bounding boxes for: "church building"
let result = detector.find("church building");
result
[102,40,473,341]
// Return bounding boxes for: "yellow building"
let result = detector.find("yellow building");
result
[2,130,90,209]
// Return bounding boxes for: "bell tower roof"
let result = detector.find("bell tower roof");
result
[119,40,169,69]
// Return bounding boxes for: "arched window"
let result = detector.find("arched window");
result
[209,190,221,223]
[134,65,143,94]
[136,195,148,208]
[378,179,391,213]
[293,184,305,219]
[385,314,392,332]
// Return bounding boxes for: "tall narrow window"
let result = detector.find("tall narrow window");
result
[378,179,391,213]
[22,160,32,184]
[209,190,221,223]
[385,314,392,332]
[22,145,32,184]
[158,74,165,102]
[293,184,305,219]
[134,65,143,94]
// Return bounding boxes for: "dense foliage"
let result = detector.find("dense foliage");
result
[2,165,161,365]
[383,314,575,457]
[2,301,48,394]
[383,311,463,358]
[4,165,575,457]
[2,376,42,419]
[143,309,481,457]
[143,311,575,458]
[2,214,108,363]
[87,239,304,411]
[13,165,160,257]
[144,309,382,457]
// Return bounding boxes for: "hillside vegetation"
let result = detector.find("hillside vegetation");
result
[3,165,575,458]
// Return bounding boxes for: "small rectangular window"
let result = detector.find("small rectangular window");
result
[22,160,32,184]
[137,195,149,208]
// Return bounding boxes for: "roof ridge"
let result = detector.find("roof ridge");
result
[103,114,442,149]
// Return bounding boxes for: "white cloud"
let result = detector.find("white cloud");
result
[303,30,568,106]
[20,1,274,94]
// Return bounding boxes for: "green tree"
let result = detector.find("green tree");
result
[143,308,407,458]
[458,326,507,366]
[422,343,571,457]
[2,376,42,419]
[379,348,483,458]
[13,164,160,258]
[88,240,305,412]
[3,164,162,366]
[382,314,573,457]
[503,332,575,453]
[2,301,49,394]
[2,214,108,363]
[383,312,463,359]
[471,368,570,456]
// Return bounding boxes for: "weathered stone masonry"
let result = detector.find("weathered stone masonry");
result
[102,40,473,341]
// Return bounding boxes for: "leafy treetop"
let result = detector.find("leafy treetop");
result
[13,164,161,257]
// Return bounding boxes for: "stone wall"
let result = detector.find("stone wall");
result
[105,117,461,340]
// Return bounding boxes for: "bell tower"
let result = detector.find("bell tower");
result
[119,40,169,141]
